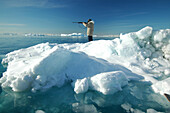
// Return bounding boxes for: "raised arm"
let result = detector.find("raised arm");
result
[82,22,87,27]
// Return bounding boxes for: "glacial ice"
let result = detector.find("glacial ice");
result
[0,26,170,100]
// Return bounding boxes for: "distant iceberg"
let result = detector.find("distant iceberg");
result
[0,26,170,96]
[61,33,85,37]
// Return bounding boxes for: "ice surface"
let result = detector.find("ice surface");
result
[0,26,170,97]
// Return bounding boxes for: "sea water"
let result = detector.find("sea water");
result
[0,27,170,113]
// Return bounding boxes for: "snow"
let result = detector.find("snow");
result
[0,26,170,98]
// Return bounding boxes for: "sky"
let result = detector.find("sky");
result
[0,0,170,35]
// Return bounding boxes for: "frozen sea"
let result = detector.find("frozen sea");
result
[0,27,170,113]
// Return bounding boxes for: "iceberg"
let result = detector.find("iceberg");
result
[0,26,170,98]
[0,43,142,93]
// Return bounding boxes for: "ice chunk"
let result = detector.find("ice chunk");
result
[73,71,130,95]
[136,26,152,40]
[121,103,145,113]
[119,33,139,57]
[152,29,170,60]
[11,77,31,92]
[90,71,129,95]
[121,103,164,113]
[72,78,89,94]
[72,103,98,113]
[153,29,170,43]
[152,77,170,95]
[35,110,45,113]
[162,44,170,60]
[147,109,164,113]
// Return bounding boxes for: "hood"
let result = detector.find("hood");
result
[88,20,94,24]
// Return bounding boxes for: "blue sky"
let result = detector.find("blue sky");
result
[0,0,170,35]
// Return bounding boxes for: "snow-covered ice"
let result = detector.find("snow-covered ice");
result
[72,71,130,95]
[1,26,170,96]
[0,44,143,93]
[0,26,170,113]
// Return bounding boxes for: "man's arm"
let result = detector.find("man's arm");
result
[82,22,87,27]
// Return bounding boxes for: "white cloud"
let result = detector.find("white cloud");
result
[3,0,67,8]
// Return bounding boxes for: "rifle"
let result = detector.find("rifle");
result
[72,22,87,24]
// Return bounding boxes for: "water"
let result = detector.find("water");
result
[0,36,82,55]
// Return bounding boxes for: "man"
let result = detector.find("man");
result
[82,19,94,41]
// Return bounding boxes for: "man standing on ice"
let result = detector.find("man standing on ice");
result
[82,19,94,41]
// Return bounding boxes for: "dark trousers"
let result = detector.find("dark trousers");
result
[88,36,93,41]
